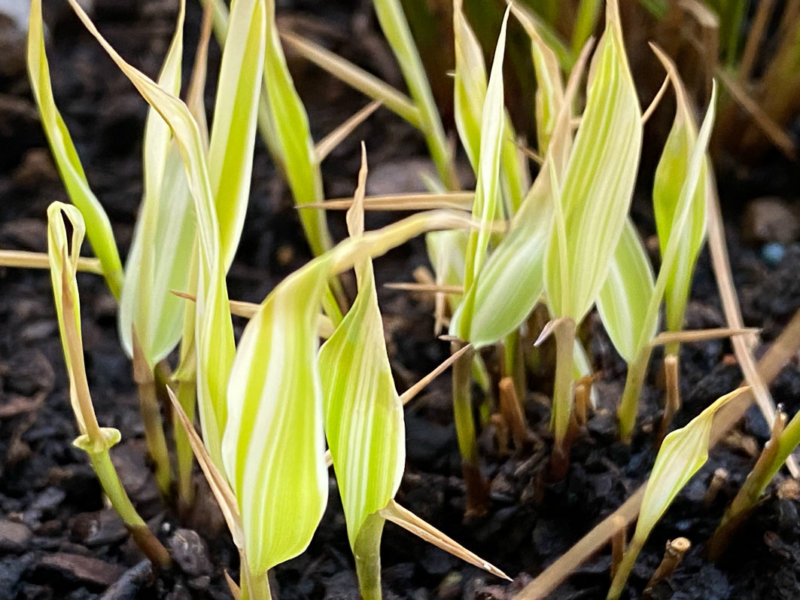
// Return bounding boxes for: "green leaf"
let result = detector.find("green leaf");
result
[544,0,643,324]
[453,0,488,171]
[263,0,334,257]
[448,30,591,348]
[453,0,527,214]
[510,2,566,154]
[651,45,708,335]
[607,387,749,599]
[453,9,510,340]
[319,261,403,546]
[636,82,717,352]
[208,0,267,268]
[27,0,123,298]
[318,153,403,556]
[223,256,334,576]
[596,219,656,363]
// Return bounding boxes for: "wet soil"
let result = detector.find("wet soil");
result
[1,1,800,599]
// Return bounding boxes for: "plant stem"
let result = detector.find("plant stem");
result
[174,377,197,512]
[353,514,386,600]
[88,449,171,566]
[656,353,680,446]
[451,341,488,516]
[708,410,796,559]
[240,564,272,600]
[550,318,576,478]
[503,329,526,404]
[617,346,653,443]
[132,337,172,498]
[607,538,643,600]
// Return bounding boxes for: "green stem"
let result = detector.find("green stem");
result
[136,374,173,497]
[551,319,576,468]
[709,409,800,559]
[353,514,386,600]
[372,0,458,189]
[617,346,653,444]
[451,341,488,516]
[503,329,526,404]
[88,450,171,566]
[607,538,643,600]
[173,377,197,512]
[240,564,272,600]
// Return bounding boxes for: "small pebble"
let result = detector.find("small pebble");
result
[762,242,785,265]
[0,520,32,553]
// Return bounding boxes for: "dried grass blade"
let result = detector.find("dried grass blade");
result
[281,31,422,129]
[380,500,510,580]
[315,100,382,163]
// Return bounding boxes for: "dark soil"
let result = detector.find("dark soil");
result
[1,1,800,599]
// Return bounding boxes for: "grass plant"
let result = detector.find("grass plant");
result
[3,0,798,598]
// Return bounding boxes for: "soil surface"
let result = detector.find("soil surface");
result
[1,1,800,599]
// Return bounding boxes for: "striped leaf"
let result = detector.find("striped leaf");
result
[65,0,235,465]
[208,0,266,268]
[544,0,643,324]
[510,2,565,154]
[449,32,592,348]
[608,387,749,599]
[452,10,510,341]
[453,0,527,213]
[596,219,655,363]
[27,0,123,298]
[651,45,708,335]
[223,256,334,576]
[119,2,194,366]
[636,83,717,352]
[318,154,403,600]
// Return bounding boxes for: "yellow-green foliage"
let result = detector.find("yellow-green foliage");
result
[27,0,123,298]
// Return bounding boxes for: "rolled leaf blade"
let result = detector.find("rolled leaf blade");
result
[263,0,332,257]
[454,9,510,340]
[208,0,267,268]
[651,45,708,334]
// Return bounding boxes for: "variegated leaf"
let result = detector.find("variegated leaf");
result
[224,256,333,575]
[596,219,656,363]
[651,45,708,335]
[544,0,643,324]
[453,9,510,340]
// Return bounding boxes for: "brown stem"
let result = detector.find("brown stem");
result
[656,354,680,447]
[645,537,691,591]
[703,467,729,508]
[609,516,627,580]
